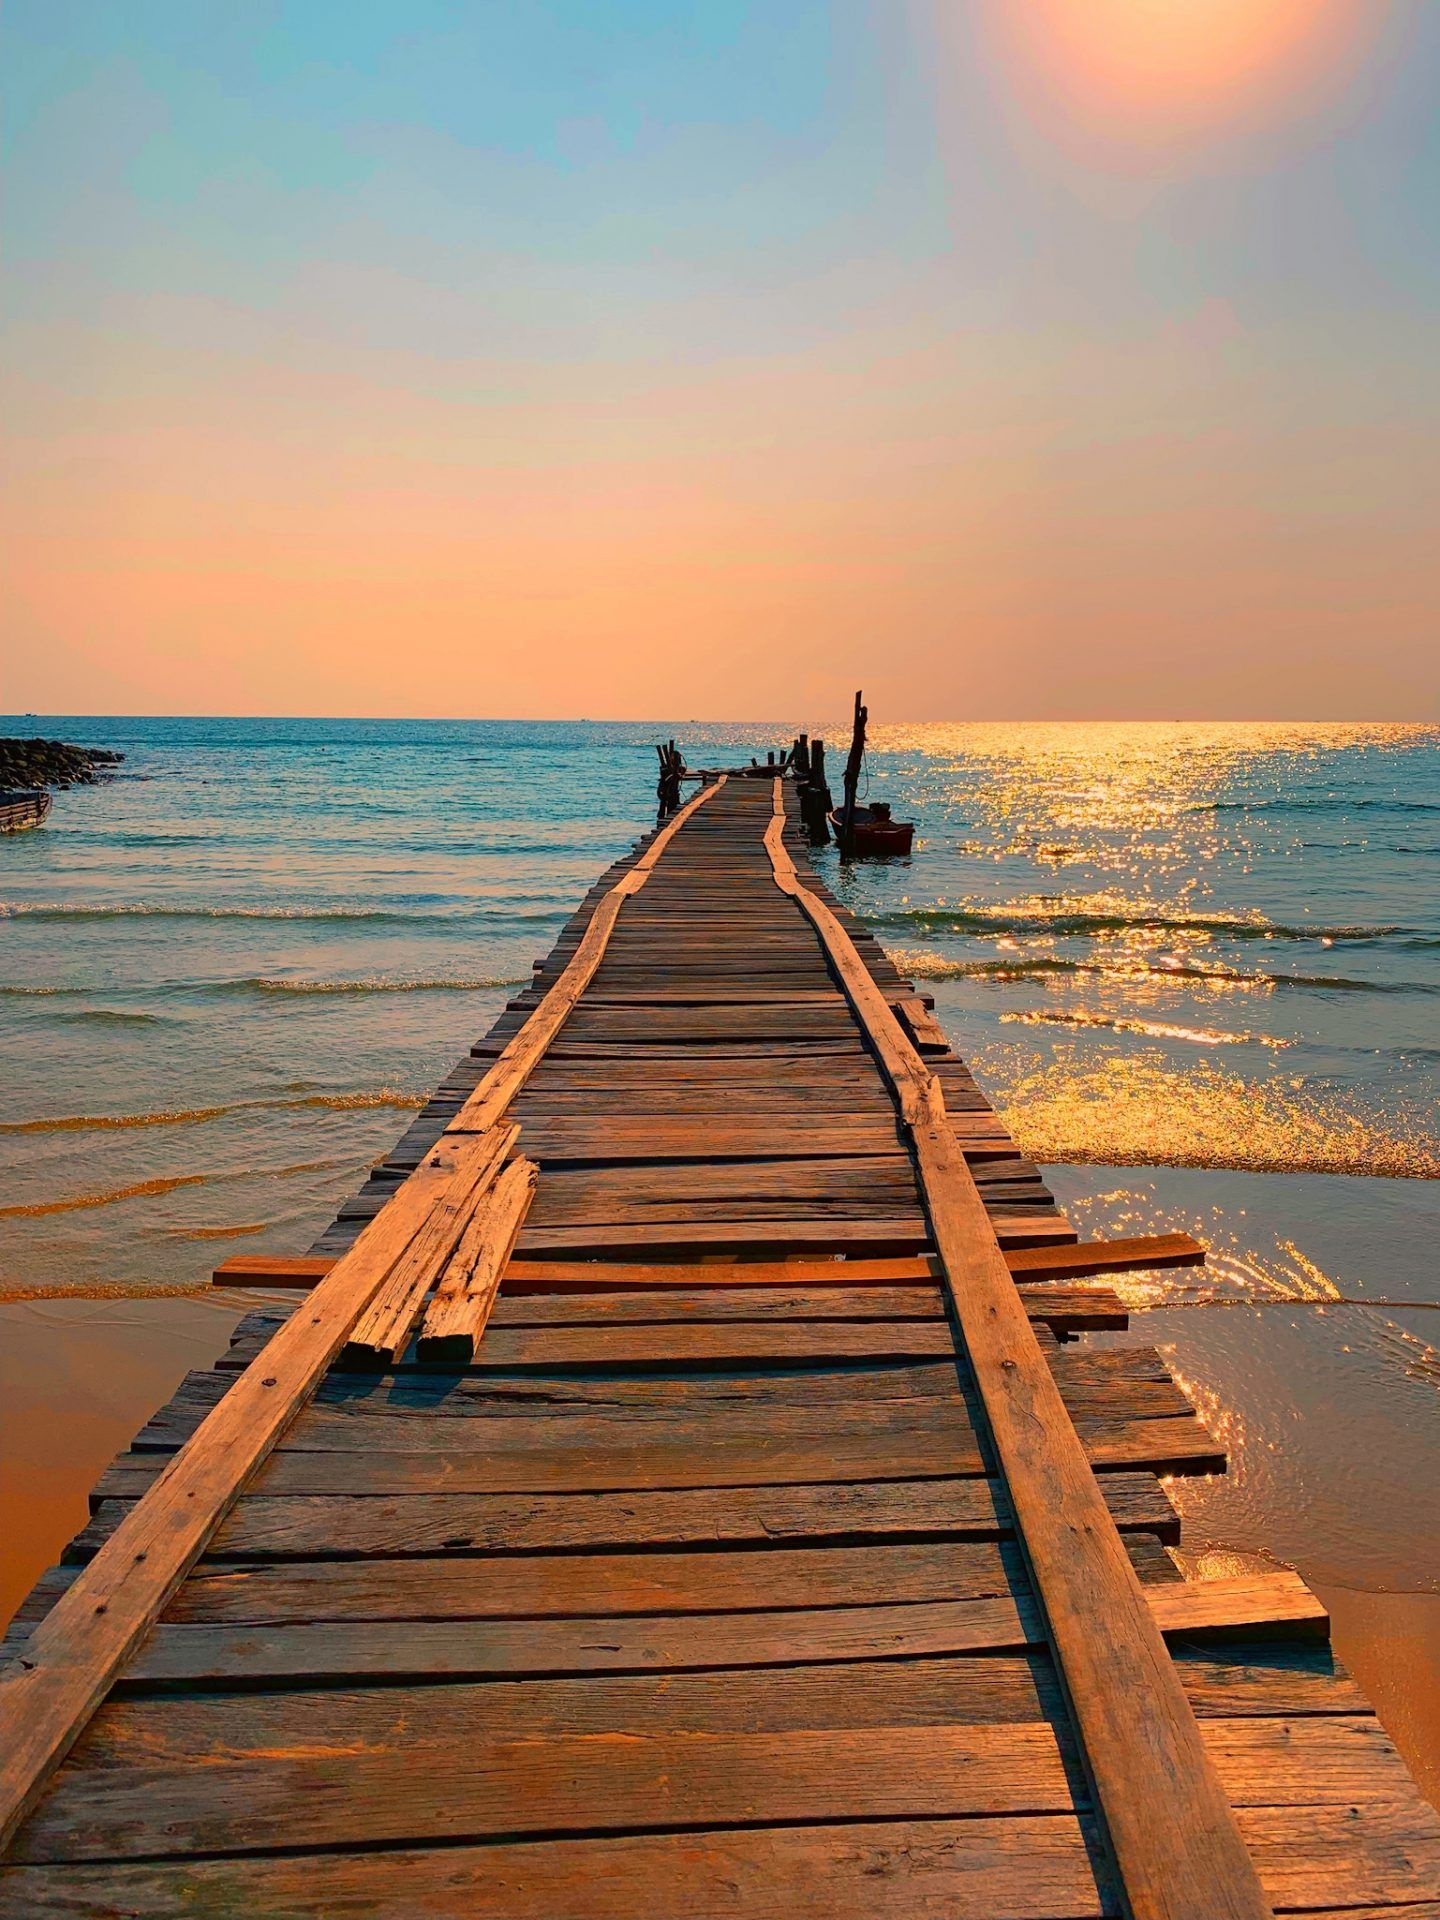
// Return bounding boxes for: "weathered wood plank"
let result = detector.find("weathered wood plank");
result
[338,1126,519,1369]
[415,1156,538,1365]
[11,1808,1440,1920]
[75,1470,1180,1561]
[111,1572,1324,1688]
[5,1711,1401,1866]
[96,1403,1219,1503]
[127,1347,1172,1463]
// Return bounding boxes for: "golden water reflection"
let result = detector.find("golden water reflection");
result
[987,1044,1439,1180]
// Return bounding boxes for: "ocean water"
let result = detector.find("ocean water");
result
[3,715,1440,1779]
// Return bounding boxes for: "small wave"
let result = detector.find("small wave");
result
[219,974,524,997]
[288,1091,427,1112]
[889,951,1430,994]
[2,1155,357,1218]
[1198,797,1440,817]
[875,904,1404,943]
[0,1090,426,1135]
[0,1175,209,1219]
[1001,1009,1289,1048]
[66,831,217,848]
[51,1008,169,1027]
[0,1106,234,1135]
[0,902,464,926]
[0,985,86,998]
[162,1222,269,1240]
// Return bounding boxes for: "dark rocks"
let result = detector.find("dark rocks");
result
[0,738,124,790]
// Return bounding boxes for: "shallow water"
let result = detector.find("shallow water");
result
[3,716,1439,1787]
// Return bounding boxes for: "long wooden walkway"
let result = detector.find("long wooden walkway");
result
[3,774,1439,1916]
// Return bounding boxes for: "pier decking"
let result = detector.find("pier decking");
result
[3,773,1439,1916]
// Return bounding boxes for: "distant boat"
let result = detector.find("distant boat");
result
[0,789,52,832]
[829,801,914,857]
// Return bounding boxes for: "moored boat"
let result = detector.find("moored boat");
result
[0,788,53,832]
[829,800,914,856]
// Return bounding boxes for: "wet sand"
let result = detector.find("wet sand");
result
[0,1293,248,1629]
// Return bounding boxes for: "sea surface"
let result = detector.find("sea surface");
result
[3,716,1440,1783]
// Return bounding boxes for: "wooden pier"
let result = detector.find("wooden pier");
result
[2,772,1438,1916]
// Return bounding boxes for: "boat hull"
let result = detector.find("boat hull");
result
[829,808,914,856]
[0,789,53,832]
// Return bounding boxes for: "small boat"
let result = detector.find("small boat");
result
[0,789,52,833]
[829,801,914,856]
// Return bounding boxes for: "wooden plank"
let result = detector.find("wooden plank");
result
[509,1218,1075,1257]
[96,1403,1219,1501]
[210,1254,336,1288]
[223,1316,1164,1379]
[493,1283,949,1322]
[762,778,1271,1920]
[893,995,951,1053]
[10,1807,1440,1920]
[5,1707,1395,1865]
[415,1157,538,1365]
[6,1604,1362,1721]
[128,1347,1171,1456]
[76,1471,1180,1561]
[1007,1234,1205,1281]
[110,1572,1324,1688]
[160,1540,1033,1623]
[337,1125,518,1369]
[483,1283,1125,1339]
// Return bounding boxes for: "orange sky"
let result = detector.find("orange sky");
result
[2,1,1435,719]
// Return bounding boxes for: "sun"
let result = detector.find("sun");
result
[976,0,1377,148]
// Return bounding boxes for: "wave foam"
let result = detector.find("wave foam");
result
[1001,1009,1289,1048]
[223,974,523,996]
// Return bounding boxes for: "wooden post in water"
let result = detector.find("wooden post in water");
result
[837,689,867,854]
[799,735,831,843]
[655,741,685,818]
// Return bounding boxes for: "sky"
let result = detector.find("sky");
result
[1,0,1436,721]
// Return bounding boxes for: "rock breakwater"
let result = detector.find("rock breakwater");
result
[0,738,124,790]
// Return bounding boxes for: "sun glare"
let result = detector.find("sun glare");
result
[978,0,1377,148]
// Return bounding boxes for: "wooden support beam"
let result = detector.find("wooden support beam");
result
[763,780,1271,1920]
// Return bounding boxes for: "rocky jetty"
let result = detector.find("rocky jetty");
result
[0,737,124,790]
